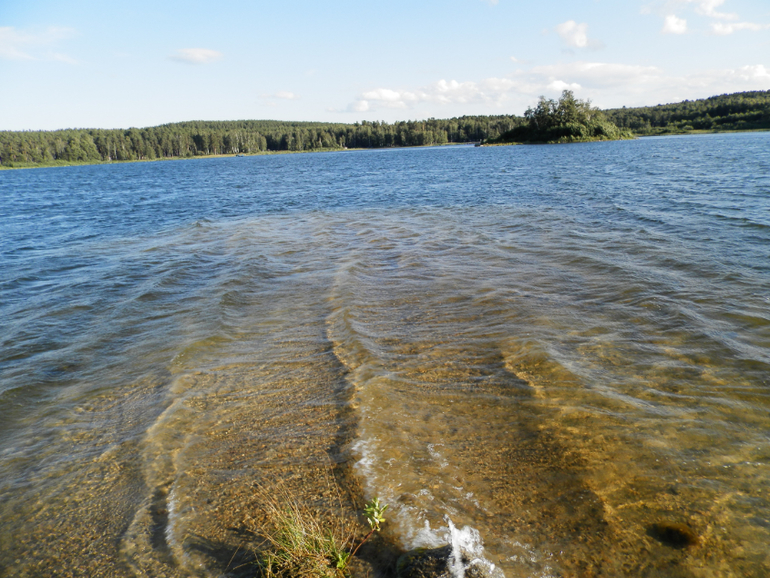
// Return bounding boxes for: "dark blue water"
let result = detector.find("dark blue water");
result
[1,134,768,577]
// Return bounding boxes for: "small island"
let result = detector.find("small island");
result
[486,90,634,145]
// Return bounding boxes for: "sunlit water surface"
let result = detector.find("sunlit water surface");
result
[1,134,769,578]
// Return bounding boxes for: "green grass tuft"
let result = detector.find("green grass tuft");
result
[254,492,355,578]
[246,475,388,578]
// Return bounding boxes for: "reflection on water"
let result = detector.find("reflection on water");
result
[0,134,769,577]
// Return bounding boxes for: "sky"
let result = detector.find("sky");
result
[1,0,769,131]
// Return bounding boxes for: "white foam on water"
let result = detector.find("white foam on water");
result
[445,516,505,578]
[412,519,447,549]
[427,442,450,468]
[164,486,182,556]
[351,437,377,476]
[502,539,557,578]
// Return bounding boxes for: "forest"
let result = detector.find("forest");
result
[0,117,521,167]
[1,90,768,167]
[603,90,770,134]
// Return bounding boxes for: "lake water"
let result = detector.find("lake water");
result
[1,134,768,578]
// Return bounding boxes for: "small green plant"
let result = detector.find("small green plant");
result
[365,497,388,531]
[350,497,388,558]
[332,547,350,569]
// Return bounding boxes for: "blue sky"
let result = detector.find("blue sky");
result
[1,0,769,130]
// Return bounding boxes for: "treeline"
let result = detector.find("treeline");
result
[0,116,522,167]
[603,90,770,134]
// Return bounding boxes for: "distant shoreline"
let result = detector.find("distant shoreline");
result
[2,129,768,171]
[0,147,345,171]
[3,89,769,169]
[0,143,474,171]
[479,126,770,146]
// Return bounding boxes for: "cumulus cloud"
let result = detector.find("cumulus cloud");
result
[547,80,582,92]
[344,66,621,113]
[555,20,604,50]
[711,21,769,35]
[690,0,737,20]
[169,48,223,64]
[556,20,589,47]
[342,59,770,116]
[348,100,370,112]
[662,15,688,34]
[362,87,414,107]
[273,91,299,100]
[646,0,768,35]
[645,0,736,20]
[347,78,516,112]
[260,91,300,107]
[0,26,76,61]
[541,61,770,105]
[531,62,664,91]
[730,64,770,83]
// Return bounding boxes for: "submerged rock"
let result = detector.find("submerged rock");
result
[649,521,699,548]
[397,545,502,578]
[398,545,453,578]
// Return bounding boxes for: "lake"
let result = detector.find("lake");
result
[1,133,769,577]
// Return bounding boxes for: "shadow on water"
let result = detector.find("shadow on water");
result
[184,534,258,578]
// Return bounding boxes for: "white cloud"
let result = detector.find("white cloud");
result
[645,0,736,20]
[547,80,582,92]
[260,91,300,106]
[0,26,76,62]
[349,82,469,112]
[662,14,688,34]
[563,61,770,105]
[556,20,590,47]
[691,0,737,20]
[531,61,663,88]
[510,55,533,65]
[345,63,661,113]
[344,69,594,113]
[169,48,223,64]
[348,100,370,112]
[646,0,768,35]
[362,87,415,107]
[0,27,33,60]
[711,21,769,35]
[348,78,514,112]
[342,59,770,116]
[555,20,604,50]
[434,79,487,103]
[730,64,770,83]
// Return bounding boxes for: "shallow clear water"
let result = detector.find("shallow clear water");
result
[1,134,769,577]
